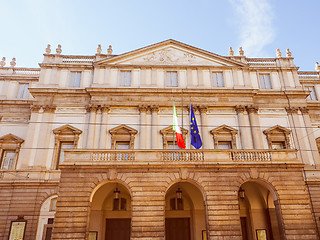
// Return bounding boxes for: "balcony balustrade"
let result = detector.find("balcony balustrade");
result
[62,149,299,165]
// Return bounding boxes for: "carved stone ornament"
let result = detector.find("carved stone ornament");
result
[285,107,299,114]
[107,45,113,55]
[45,44,51,54]
[235,105,246,114]
[96,44,102,54]
[0,57,5,67]
[276,48,282,58]
[150,105,160,113]
[42,105,56,113]
[316,62,320,72]
[30,105,42,112]
[10,58,16,67]
[239,47,244,56]
[299,107,309,114]
[138,105,149,113]
[246,105,258,114]
[229,47,234,56]
[86,104,99,113]
[56,44,62,54]
[286,49,292,57]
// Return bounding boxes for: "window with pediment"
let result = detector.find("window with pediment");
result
[263,125,291,150]
[210,125,238,149]
[160,126,188,149]
[109,125,138,149]
[0,134,24,170]
[52,125,82,169]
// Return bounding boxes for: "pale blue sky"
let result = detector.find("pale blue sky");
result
[0,0,319,71]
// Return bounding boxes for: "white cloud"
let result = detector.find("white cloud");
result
[230,0,275,57]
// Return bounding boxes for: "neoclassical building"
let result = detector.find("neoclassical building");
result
[0,40,320,240]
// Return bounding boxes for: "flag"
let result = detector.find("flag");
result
[173,103,186,149]
[190,104,202,149]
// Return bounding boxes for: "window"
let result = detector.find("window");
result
[113,198,127,211]
[305,86,317,100]
[49,198,57,212]
[17,83,29,98]
[218,141,232,150]
[56,142,74,168]
[1,151,15,170]
[160,126,188,149]
[109,125,138,150]
[70,72,81,87]
[0,134,24,170]
[212,72,224,87]
[263,125,291,150]
[120,71,131,86]
[210,125,238,149]
[167,71,178,87]
[52,125,82,170]
[170,198,184,210]
[260,74,272,89]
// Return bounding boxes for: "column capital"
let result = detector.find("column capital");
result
[138,105,149,113]
[246,105,259,114]
[235,105,246,114]
[285,107,299,114]
[199,105,208,113]
[100,105,111,113]
[86,104,99,113]
[150,105,159,113]
[299,107,309,114]
[42,105,56,113]
[30,105,41,113]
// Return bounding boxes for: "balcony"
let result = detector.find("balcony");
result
[62,149,299,166]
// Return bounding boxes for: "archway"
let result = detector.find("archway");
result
[239,181,283,240]
[165,182,206,240]
[36,195,57,240]
[89,182,131,240]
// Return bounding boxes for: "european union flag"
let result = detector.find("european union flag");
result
[190,104,202,149]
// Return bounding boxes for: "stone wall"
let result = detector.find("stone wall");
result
[52,163,318,240]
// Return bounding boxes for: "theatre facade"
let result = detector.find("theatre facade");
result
[1,40,320,240]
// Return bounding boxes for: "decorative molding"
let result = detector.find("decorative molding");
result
[299,107,309,114]
[235,105,246,114]
[285,107,299,114]
[246,105,258,114]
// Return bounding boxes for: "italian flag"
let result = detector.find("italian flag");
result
[173,103,186,149]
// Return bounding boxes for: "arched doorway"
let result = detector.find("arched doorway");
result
[36,195,57,240]
[239,181,283,240]
[89,182,131,240]
[165,182,206,240]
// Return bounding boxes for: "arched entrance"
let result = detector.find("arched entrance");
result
[36,195,57,240]
[165,182,206,240]
[89,182,131,240]
[239,181,283,240]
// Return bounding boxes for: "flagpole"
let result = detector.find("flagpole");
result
[173,96,175,148]
[181,89,183,134]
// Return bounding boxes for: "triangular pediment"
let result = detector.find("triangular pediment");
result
[263,125,291,134]
[109,124,138,135]
[0,134,24,144]
[53,124,82,135]
[95,39,245,67]
[210,124,238,134]
[160,125,188,135]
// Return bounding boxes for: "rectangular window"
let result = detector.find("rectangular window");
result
[218,141,232,150]
[260,74,272,89]
[120,71,131,86]
[57,142,74,169]
[116,141,130,150]
[305,86,317,100]
[17,83,29,98]
[1,151,16,170]
[271,141,286,150]
[70,72,81,87]
[212,72,224,87]
[167,71,178,87]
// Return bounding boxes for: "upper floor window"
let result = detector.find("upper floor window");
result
[0,134,24,170]
[210,125,238,149]
[120,71,131,86]
[167,71,178,87]
[17,83,29,98]
[212,72,224,87]
[263,125,291,150]
[70,72,81,87]
[109,125,138,150]
[160,126,188,149]
[305,86,317,101]
[260,74,272,89]
[52,125,82,170]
